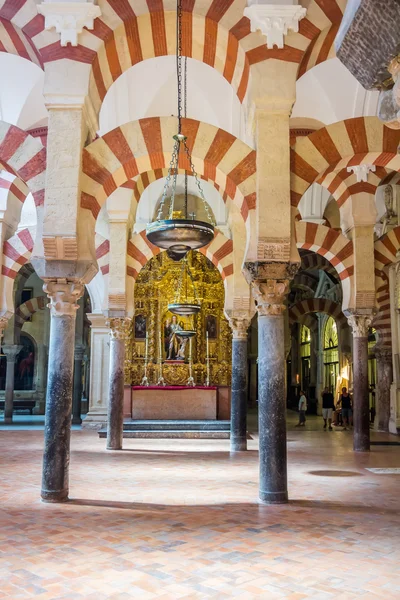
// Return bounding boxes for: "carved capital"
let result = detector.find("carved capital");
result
[37,0,101,47]
[0,317,8,337]
[44,279,84,317]
[244,1,307,50]
[107,318,131,340]
[252,279,290,316]
[345,311,374,338]
[2,344,23,362]
[346,164,376,183]
[227,314,252,340]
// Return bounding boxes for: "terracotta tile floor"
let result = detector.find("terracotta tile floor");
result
[1,412,400,599]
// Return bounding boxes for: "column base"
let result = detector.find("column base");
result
[4,417,12,424]
[72,417,82,425]
[106,444,122,451]
[41,489,69,503]
[230,437,247,452]
[259,490,288,504]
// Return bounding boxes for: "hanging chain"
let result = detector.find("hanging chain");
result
[183,141,216,226]
[156,140,179,221]
[173,255,200,304]
[174,258,186,303]
[176,0,183,134]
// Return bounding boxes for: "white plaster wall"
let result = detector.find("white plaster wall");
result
[0,54,47,129]
[293,58,379,126]
[99,56,249,143]
[19,193,37,230]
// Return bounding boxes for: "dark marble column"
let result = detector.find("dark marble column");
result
[252,279,291,504]
[41,280,83,502]
[375,347,393,432]
[346,314,373,452]
[2,345,22,424]
[106,318,129,450]
[228,315,251,452]
[72,345,85,425]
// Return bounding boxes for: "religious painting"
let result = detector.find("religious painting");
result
[134,314,147,339]
[206,315,217,339]
[164,314,188,361]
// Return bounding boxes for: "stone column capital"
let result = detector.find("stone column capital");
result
[106,318,131,340]
[344,311,375,338]
[44,279,84,317]
[2,344,23,361]
[243,261,299,317]
[244,1,307,50]
[227,314,252,340]
[37,0,101,47]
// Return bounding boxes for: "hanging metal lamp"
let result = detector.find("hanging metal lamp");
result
[168,255,201,316]
[145,0,215,255]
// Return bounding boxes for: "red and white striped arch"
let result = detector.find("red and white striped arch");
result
[295,220,354,308]
[373,226,400,347]
[2,227,34,311]
[0,16,42,66]
[81,116,256,236]
[127,228,233,283]
[0,121,46,208]
[95,233,110,276]
[297,23,337,79]
[15,295,46,329]
[289,298,347,328]
[291,117,400,209]
[0,173,29,204]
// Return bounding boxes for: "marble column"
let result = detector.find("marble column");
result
[346,314,373,452]
[2,345,22,424]
[228,315,251,452]
[72,344,85,425]
[375,347,393,432]
[41,280,83,502]
[252,278,291,504]
[106,318,130,450]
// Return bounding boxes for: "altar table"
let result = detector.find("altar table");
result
[130,386,218,420]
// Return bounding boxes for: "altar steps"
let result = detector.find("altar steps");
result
[98,420,230,439]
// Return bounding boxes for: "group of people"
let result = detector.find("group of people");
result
[296,387,353,430]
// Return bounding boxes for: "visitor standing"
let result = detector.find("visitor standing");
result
[296,391,307,427]
[338,387,352,430]
[322,387,335,430]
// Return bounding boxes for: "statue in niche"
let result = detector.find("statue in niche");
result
[165,315,188,360]
[379,184,398,236]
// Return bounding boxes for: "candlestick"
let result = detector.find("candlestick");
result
[157,330,165,386]
[141,332,149,386]
[205,331,210,387]
[187,336,195,387]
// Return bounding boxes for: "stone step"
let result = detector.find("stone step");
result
[122,420,231,431]
[98,430,230,439]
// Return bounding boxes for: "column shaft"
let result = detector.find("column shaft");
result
[41,281,83,502]
[4,359,16,423]
[72,350,84,425]
[231,338,248,451]
[352,335,370,452]
[106,320,128,450]
[376,349,392,431]
[258,313,287,503]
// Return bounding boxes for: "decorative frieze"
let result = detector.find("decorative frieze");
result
[43,236,78,261]
[257,238,290,262]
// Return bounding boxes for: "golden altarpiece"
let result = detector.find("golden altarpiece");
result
[125,251,232,386]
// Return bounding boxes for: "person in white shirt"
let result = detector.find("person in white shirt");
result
[296,391,307,427]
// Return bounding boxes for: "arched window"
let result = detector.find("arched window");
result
[323,317,339,394]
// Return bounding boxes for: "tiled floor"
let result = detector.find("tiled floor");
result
[1,412,399,599]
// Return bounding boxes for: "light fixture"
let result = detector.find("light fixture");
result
[145,0,215,256]
[168,255,201,316]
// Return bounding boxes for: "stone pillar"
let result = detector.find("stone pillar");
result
[246,271,295,504]
[72,344,85,425]
[41,280,83,502]
[375,347,393,432]
[2,345,22,423]
[106,318,130,450]
[346,313,373,452]
[83,313,110,428]
[228,315,251,452]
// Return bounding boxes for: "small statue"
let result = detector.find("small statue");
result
[165,315,188,360]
